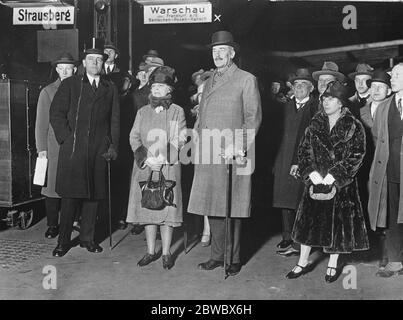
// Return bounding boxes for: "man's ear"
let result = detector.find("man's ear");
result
[115,53,118,60]
[73,67,77,74]
[82,59,86,68]
[230,48,236,59]
[387,88,392,96]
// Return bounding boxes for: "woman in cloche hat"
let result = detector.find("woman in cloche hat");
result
[126,66,187,270]
[286,80,369,284]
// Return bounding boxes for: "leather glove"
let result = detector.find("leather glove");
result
[145,155,165,171]
[323,173,336,185]
[289,165,299,178]
[309,171,324,185]
[221,144,246,161]
[102,146,118,161]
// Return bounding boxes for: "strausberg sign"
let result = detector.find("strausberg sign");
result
[144,2,212,24]
[13,6,75,25]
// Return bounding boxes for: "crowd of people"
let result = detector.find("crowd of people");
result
[34,29,403,282]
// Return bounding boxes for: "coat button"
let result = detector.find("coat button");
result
[378,161,381,164]
[374,181,378,184]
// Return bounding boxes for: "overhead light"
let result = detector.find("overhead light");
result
[94,0,109,14]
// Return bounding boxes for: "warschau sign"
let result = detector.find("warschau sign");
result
[13,6,75,25]
[143,2,212,24]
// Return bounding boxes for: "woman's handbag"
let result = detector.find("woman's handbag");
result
[139,170,177,210]
[309,184,336,201]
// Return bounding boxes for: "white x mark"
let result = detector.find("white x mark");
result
[214,14,221,22]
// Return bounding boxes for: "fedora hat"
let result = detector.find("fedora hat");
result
[51,52,77,67]
[366,69,391,88]
[149,66,176,88]
[104,41,120,55]
[143,49,160,61]
[208,30,239,51]
[322,80,349,105]
[145,56,164,68]
[312,61,346,82]
[290,68,314,84]
[348,63,374,79]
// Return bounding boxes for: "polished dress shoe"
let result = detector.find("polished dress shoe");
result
[276,239,293,250]
[286,263,313,279]
[325,266,343,283]
[131,224,144,235]
[277,247,300,257]
[226,263,242,276]
[73,222,80,232]
[198,259,224,270]
[117,220,127,230]
[138,252,161,267]
[52,243,70,257]
[162,254,174,270]
[80,241,103,253]
[45,226,59,239]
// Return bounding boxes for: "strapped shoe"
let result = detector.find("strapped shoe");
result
[198,259,224,270]
[325,266,343,283]
[286,263,313,279]
[137,252,161,267]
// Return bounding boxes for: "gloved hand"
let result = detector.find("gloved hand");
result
[309,171,324,185]
[289,165,299,178]
[102,146,118,161]
[145,154,165,171]
[221,144,246,161]
[323,173,336,185]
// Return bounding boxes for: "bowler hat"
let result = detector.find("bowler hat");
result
[51,52,77,67]
[143,49,160,61]
[366,69,391,88]
[322,80,349,105]
[290,68,314,84]
[208,30,239,51]
[149,66,176,88]
[348,63,374,79]
[104,41,120,55]
[312,61,345,82]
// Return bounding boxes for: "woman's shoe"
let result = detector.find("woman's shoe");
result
[201,234,211,247]
[137,252,160,267]
[162,254,174,270]
[325,266,343,283]
[286,263,313,279]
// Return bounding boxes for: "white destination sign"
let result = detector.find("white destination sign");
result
[13,6,75,25]
[144,3,212,24]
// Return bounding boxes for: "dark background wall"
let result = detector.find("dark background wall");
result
[1,0,403,88]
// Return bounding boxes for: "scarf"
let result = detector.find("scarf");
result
[149,94,172,110]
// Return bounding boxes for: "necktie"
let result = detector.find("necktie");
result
[107,66,111,74]
[92,79,97,92]
[398,98,402,118]
[296,102,304,110]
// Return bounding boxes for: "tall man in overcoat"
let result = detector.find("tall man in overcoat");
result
[272,68,318,257]
[368,63,403,277]
[188,31,262,276]
[50,47,120,257]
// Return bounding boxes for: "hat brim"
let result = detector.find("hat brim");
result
[81,52,109,62]
[51,59,78,67]
[348,71,373,80]
[291,76,314,84]
[321,92,348,105]
[312,70,345,82]
[366,78,391,88]
[208,41,240,52]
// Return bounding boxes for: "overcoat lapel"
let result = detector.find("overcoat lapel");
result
[204,64,238,99]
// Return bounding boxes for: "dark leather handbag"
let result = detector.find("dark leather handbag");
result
[309,184,336,201]
[139,170,177,210]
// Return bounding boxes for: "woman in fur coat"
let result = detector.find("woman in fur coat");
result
[286,81,369,283]
[126,66,186,270]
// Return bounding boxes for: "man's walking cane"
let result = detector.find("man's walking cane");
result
[223,156,233,280]
[107,159,112,250]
